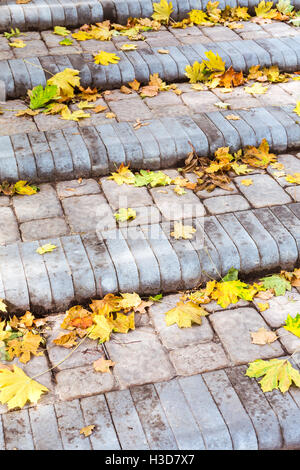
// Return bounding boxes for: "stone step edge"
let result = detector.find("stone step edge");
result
[1,203,299,314]
[1,0,299,33]
[2,36,300,100]
[0,105,299,184]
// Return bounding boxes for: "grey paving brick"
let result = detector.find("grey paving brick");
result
[24,56,46,90]
[159,116,193,161]
[0,243,29,312]
[181,90,218,112]
[161,221,202,289]
[100,178,152,211]
[79,126,109,176]
[266,106,300,149]
[0,5,12,31]
[270,204,300,256]
[226,366,282,450]
[217,212,260,273]
[106,326,175,388]
[254,207,298,270]
[8,58,32,96]
[45,129,74,180]
[56,178,101,198]
[149,293,213,349]
[176,115,209,156]
[0,135,18,181]
[204,195,250,215]
[19,240,53,311]
[60,234,96,302]
[0,61,16,99]
[227,39,259,70]
[62,127,92,178]
[147,119,178,168]
[193,114,225,154]
[280,37,300,66]
[203,369,258,449]
[27,131,55,183]
[2,409,34,450]
[267,154,300,187]
[254,38,286,70]
[204,216,241,276]
[58,0,78,26]
[0,207,19,245]
[130,384,178,450]
[111,121,143,168]
[130,123,160,170]
[154,379,206,449]
[37,237,74,310]
[7,4,25,30]
[82,232,118,296]
[96,123,126,171]
[190,219,222,281]
[29,405,63,450]
[124,50,150,84]
[152,46,179,82]
[150,185,204,220]
[206,111,241,151]
[235,174,292,208]
[233,109,270,151]
[80,394,120,450]
[216,40,247,71]
[105,389,149,450]
[13,184,62,223]
[286,186,300,202]
[211,307,284,364]
[44,0,65,24]
[55,400,91,450]
[10,133,37,181]
[170,341,229,376]
[123,226,161,294]
[38,55,60,81]
[179,374,233,450]
[235,210,280,271]
[253,289,300,328]
[68,53,92,89]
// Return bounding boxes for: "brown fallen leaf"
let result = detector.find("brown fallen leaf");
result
[250,327,278,345]
[80,425,95,437]
[157,49,169,54]
[226,114,240,120]
[120,85,132,94]
[134,300,153,314]
[255,289,274,300]
[53,331,78,348]
[106,112,116,119]
[93,357,115,373]
[133,119,149,130]
[16,109,39,117]
[93,104,107,113]
[128,79,140,91]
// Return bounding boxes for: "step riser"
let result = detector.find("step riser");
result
[1,203,300,314]
[0,0,300,33]
[1,37,300,100]
[0,106,299,183]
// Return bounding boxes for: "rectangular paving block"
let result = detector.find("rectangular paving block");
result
[55,400,91,450]
[0,243,29,312]
[234,174,292,208]
[0,206,20,245]
[13,184,63,223]
[29,405,63,450]
[2,409,34,450]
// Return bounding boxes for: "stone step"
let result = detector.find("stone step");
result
[1,36,300,99]
[1,0,299,33]
[0,105,299,183]
[1,202,300,313]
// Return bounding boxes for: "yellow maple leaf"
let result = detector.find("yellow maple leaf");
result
[94,51,120,65]
[211,280,255,308]
[60,107,90,121]
[36,243,57,254]
[0,321,11,342]
[108,163,135,185]
[206,1,222,22]
[185,61,207,83]
[203,51,225,73]
[87,315,113,343]
[244,83,268,94]
[9,39,26,48]
[0,365,48,410]
[257,302,270,312]
[7,331,44,364]
[255,0,277,18]
[171,222,196,240]
[189,10,210,25]
[293,101,300,117]
[152,0,173,23]
[285,173,300,184]
[165,301,208,328]
[241,178,253,186]
[120,44,137,51]
[14,181,38,195]
[53,331,78,348]
[47,68,80,100]
[118,293,142,311]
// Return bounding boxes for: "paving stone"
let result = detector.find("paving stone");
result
[169,341,229,376]
[62,127,92,178]
[267,154,300,187]
[149,293,213,349]
[277,327,300,355]
[130,384,178,450]
[253,207,298,270]
[253,290,300,328]
[55,400,91,450]
[55,364,116,401]
[235,210,280,271]
[193,113,225,154]
[27,131,55,183]
[286,185,300,203]
[55,179,100,199]
[80,394,120,450]
[154,379,206,449]
[226,366,282,450]
[13,40,48,58]
[13,185,61,224]
[105,389,149,450]
[2,409,34,450]
[0,243,29,312]
[0,135,19,181]
[29,405,63,450]
[181,91,218,113]
[150,186,205,220]
[10,133,37,181]
[79,126,109,176]
[105,326,175,388]
[111,121,144,168]
[234,174,292,208]
[0,197,10,207]
[0,206,20,245]
[202,369,258,450]
[62,193,115,233]
[20,217,70,242]
[210,307,284,364]
[203,194,250,215]
[100,178,152,210]
[204,216,241,276]
[19,240,53,311]
[179,374,233,449]
[270,204,300,254]
[45,128,75,179]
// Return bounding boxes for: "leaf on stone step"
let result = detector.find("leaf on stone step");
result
[108,163,135,185]
[93,104,108,113]
[6,331,44,364]
[260,274,292,296]
[61,305,93,330]
[250,327,278,345]
[76,101,95,110]
[53,26,71,36]
[114,208,136,222]
[120,43,137,51]
[244,83,268,94]
[171,221,196,240]
[94,51,120,65]
[185,61,207,84]
[246,358,300,393]
[173,185,186,195]
[157,49,170,54]
[59,38,73,46]
[120,85,132,94]
[43,103,68,115]
[241,178,253,186]
[203,50,225,73]
[15,108,40,117]
[28,83,59,110]
[60,108,90,121]
[47,68,80,101]
[105,112,116,119]
[188,10,210,25]
[284,313,300,338]
[78,86,102,102]
[53,331,78,348]
[19,312,35,328]
[276,0,294,14]
[293,101,300,116]
[139,85,159,98]
[0,300,7,313]
[0,365,48,410]
[152,0,173,23]
[211,279,256,308]
[118,293,142,311]
[242,139,277,169]
[128,79,141,91]
[88,315,114,343]
[214,102,230,109]
[254,0,278,18]
[134,300,153,314]
[36,244,57,255]
[257,302,270,312]
[149,294,163,302]
[165,301,208,328]
[80,425,95,437]
[14,181,39,195]
[134,170,171,187]
[285,173,300,184]
[9,39,26,48]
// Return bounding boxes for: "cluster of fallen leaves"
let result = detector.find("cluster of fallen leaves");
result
[0,180,39,197]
